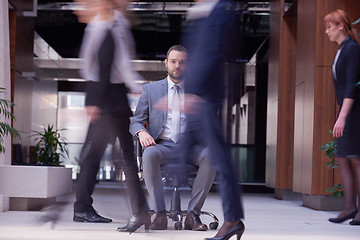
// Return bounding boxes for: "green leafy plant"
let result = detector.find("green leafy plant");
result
[0,87,20,153]
[30,125,68,166]
[325,184,343,198]
[320,130,343,197]
[320,139,336,160]
[353,17,360,28]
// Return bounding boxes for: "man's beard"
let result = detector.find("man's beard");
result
[169,71,184,81]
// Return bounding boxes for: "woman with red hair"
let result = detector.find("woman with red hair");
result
[324,9,360,225]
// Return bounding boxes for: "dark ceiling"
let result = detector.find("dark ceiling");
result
[35,0,270,61]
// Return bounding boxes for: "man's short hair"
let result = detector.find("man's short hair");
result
[166,45,187,59]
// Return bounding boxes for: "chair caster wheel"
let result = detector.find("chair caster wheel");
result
[174,221,182,230]
[209,221,218,230]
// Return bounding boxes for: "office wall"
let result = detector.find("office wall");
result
[266,0,296,190]
[9,0,34,12]
[239,91,256,144]
[293,0,317,194]
[12,78,33,148]
[266,0,281,188]
[9,7,58,163]
[31,81,58,134]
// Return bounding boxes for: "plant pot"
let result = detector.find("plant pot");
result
[0,165,72,211]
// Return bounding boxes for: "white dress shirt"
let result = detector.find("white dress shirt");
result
[158,77,186,141]
[332,46,343,82]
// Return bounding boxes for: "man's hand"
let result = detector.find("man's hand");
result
[86,106,101,124]
[138,130,157,148]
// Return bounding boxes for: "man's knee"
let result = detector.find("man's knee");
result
[143,146,160,159]
[142,146,164,169]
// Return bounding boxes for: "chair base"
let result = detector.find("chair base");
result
[149,210,219,230]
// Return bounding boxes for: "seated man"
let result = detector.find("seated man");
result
[129,45,216,231]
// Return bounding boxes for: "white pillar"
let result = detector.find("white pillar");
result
[0,1,11,211]
[0,1,12,165]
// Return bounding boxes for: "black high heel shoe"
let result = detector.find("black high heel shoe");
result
[204,221,245,240]
[117,212,151,234]
[349,220,360,225]
[329,210,357,223]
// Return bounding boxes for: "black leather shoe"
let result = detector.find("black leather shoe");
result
[329,210,357,223]
[184,211,208,231]
[73,211,112,223]
[117,212,151,233]
[149,213,167,230]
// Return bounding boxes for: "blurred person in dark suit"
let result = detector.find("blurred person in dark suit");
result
[73,0,150,233]
[178,0,245,239]
[130,45,216,231]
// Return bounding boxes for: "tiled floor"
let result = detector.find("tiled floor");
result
[0,183,359,240]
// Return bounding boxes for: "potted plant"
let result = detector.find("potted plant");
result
[29,125,68,166]
[0,87,20,153]
[1,125,72,211]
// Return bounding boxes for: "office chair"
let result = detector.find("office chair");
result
[135,138,219,230]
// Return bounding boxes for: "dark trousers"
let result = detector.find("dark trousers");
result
[74,113,148,215]
[179,102,244,221]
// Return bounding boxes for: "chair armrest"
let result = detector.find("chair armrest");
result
[134,136,143,158]
[134,137,143,172]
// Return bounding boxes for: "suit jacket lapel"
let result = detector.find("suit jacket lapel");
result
[160,79,168,124]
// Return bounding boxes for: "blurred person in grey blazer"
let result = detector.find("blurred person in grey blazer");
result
[73,0,150,233]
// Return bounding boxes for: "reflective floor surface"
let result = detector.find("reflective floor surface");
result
[0,183,358,240]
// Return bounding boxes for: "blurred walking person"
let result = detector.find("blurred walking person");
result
[73,0,150,232]
[178,0,245,239]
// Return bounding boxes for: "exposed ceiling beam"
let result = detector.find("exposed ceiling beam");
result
[34,58,166,81]
[37,1,270,14]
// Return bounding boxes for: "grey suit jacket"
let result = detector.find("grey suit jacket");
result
[129,78,168,139]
